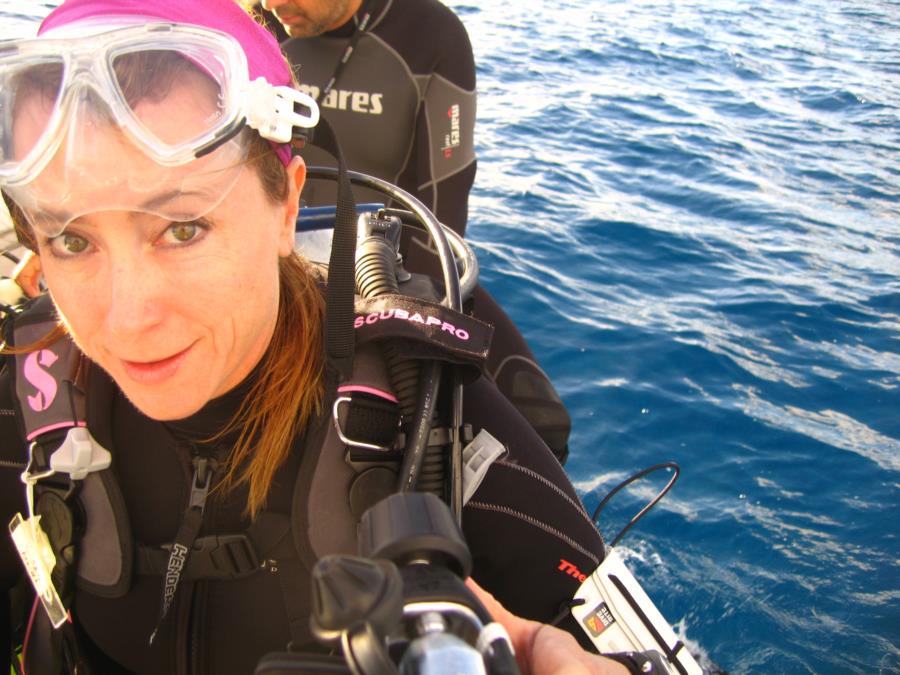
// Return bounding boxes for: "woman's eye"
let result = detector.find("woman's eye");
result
[49,232,90,256]
[168,222,199,243]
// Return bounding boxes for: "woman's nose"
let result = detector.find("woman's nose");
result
[105,256,164,341]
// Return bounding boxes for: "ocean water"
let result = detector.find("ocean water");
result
[2,1,898,674]
[451,1,899,673]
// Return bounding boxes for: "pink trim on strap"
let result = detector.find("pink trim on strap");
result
[337,385,399,403]
[26,420,86,441]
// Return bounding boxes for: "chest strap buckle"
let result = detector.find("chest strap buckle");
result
[137,533,261,581]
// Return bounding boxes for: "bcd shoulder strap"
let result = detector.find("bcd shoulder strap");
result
[6,295,133,600]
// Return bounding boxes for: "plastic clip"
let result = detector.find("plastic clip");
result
[244,78,320,143]
[49,427,112,481]
[462,429,506,504]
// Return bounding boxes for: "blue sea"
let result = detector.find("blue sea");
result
[3,1,898,673]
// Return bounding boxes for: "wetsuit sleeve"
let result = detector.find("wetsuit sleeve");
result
[398,4,477,236]
[461,376,605,644]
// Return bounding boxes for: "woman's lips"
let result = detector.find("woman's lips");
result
[120,344,193,385]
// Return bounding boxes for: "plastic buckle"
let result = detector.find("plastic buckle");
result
[244,78,320,143]
[462,429,506,504]
[188,534,261,580]
[49,427,111,481]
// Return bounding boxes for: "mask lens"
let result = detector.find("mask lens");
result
[0,57,65,173]
[1,25,258,237]
[109,45,230,154]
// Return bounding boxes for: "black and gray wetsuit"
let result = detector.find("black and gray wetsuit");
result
[273,0,477,235]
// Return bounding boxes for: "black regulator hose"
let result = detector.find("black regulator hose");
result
[307,167,462,311]
[354,229,423,420]
[396,360,443,494]
[353,214,445,495]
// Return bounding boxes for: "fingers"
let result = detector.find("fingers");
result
[466,578,630,675]
[531,624,629,675]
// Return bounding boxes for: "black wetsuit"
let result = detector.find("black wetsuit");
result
[0,350,604,673]
[259,0,574,460]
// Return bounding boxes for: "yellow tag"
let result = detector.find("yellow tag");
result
[9,513,68,628]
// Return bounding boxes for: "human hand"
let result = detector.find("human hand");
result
[467,578,630,675]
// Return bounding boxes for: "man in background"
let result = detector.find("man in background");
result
[252,0,573,463]
[256,0,476,237]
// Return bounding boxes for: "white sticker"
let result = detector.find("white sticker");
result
[9,513,69,628]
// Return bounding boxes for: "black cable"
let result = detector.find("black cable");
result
[395,361,442,493]
[592,462,680,549]
[550,598,585,627]
[449,367,464,526]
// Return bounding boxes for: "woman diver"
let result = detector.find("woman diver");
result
[0,0,640,673]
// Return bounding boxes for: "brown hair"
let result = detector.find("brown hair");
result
[211,133,325,517]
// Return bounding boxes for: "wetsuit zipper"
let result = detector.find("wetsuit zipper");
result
[189,580,210,673]
[188,451,220,674]
[169,446,218,675]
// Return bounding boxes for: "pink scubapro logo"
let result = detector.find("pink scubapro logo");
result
[23,349,59,412]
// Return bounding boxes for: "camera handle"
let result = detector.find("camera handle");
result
[310,492,520,675]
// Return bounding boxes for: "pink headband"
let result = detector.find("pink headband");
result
[40,0,295,166]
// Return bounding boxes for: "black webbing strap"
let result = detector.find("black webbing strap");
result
[315,0,375,104]
[134,513,292,581]
[135,534,260,581]
[312,118,357,382]
[277,556,310,650]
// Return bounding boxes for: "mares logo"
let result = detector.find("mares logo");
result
[23,349,59,412]
[298,84,384,114]
[355,308,470,341]
[443,104,461,158]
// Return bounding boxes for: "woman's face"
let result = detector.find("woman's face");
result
[34,154,304,421]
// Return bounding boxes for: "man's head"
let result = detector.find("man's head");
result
[260,0,364,38]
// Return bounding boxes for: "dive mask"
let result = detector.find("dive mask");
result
[0,20,319,237]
